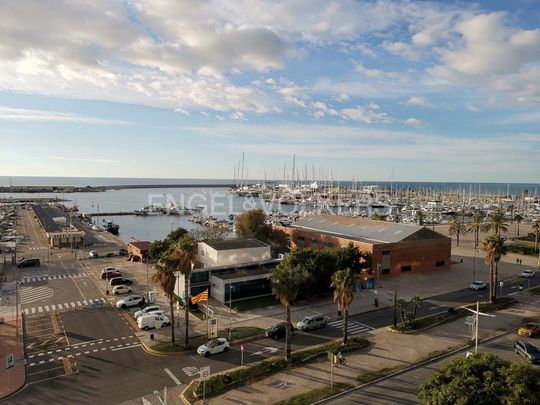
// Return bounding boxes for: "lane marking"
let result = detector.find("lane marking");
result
[164,368,182,385]
[111,344,141,352]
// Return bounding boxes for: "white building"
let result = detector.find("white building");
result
[198,239,271,268]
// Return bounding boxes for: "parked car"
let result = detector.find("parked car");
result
[470,281,487,291]
[265,322,294,340]
[134,305,161,319]
[197,338,230,357]
[89,250,99,258]
[296,315,329,331]
[520,269,536,278]
[17,258,40,268]
[518,322,540,337]
[109,277,133,287]
[514,340,540,363]
[137,314,171,330]
[112,285,132,295]
[116,295,145,309]
[101,267,121,280]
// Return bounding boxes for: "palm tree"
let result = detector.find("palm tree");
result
[169,236,197,348]
[152,257,179,345]
[483,209,508,236]
[481,235,506,303]
[270,260,309,362]
[469,211,485,249]
[513,213,523,236]
[331,268,355,344]
[449,215,469,246]
[533,221,540,252]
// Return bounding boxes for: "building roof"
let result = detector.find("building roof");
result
[211,266,272,281]
[128,241,150,251]
[203,238,268,251]
[292,214,446,244]
[32,205,61,232]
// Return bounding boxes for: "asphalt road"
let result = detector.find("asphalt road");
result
[320,332,540,404]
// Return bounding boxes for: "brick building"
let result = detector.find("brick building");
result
[279,214,451,277]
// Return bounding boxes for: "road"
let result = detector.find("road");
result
[320,332,540,404]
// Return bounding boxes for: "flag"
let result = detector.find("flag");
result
[191,289,209,305]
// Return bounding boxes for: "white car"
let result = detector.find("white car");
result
[521,269,536,278]
[116,295,145,309]
[89,250,99,258]
[197,338,230,357]
[112,285,132,295]
[134,305,161,319]
[470,281,487,291]
[137,314,171,330]
[102,266,120,273]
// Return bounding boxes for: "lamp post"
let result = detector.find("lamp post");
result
[376,263,381,281]
[146,232,150,297]
[472,247,477,283]
[464,301,495,354]
[228,285,234,341]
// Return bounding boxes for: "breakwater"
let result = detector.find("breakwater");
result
[0,184,234,193]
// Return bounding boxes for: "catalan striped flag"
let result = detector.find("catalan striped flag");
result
[191,289,209,305]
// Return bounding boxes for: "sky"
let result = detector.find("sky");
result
[0,0,539,183]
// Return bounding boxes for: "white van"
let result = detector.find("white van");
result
[137,314,171,331]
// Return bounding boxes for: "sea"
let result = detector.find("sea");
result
[1,176,539,242]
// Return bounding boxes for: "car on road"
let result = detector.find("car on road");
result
[470,281,487,291]
[137,314,171,330]
[116,295,145,309]
[197,338,230,357]
[101,267,121,279]
[265,322,294,340]
[520,269,536,278]
[17,258,40,268]
[134,305,161,319]
[514,340,540,363]
[89,250,99,258]
[518,322,540,337]
[112,285,132,295]
[296,315,329,331]
[109,277,133,287]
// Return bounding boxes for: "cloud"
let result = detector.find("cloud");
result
[406,96,432,107]
[383,41,419,61]
[230,111,247,121]
[466,103,480,112]
[0,106,128,125]
[403,117,425,128]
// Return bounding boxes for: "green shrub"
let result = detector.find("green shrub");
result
[276,382,353,405]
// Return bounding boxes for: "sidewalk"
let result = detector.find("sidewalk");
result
[198,301,540,404]
[0,282,25,400]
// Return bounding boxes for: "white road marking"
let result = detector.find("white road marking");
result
[164,368,182,385]
[111,344,140,352]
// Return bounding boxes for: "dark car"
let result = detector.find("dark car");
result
[17,258,40,268]
[514,340,540,364]
[109,277,133,287]
[265,322,295,340]
[101,270,121,280]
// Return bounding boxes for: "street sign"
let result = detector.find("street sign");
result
[6,354,14,370]
[200,366,210,380]
[499,281,504,287]
[240,344,245,352]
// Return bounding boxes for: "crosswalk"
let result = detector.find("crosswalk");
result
[328,319,374,336]
[28,247,48,251]
[20,286,54,304]
[22,298,108,315]
[19,273,87,284]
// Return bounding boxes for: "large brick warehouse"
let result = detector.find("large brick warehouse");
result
[279,214,451,277]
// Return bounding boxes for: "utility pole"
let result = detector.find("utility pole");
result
[464,301,495,354]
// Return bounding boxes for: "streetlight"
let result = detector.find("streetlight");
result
[228,284,234,341]
[472,248,477,282]
[376,263,381,281]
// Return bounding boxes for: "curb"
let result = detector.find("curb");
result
[313,327,519,404]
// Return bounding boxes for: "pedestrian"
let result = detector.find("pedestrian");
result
[519,259,522,265]
[517,258,519,264]
[374,297,379,308]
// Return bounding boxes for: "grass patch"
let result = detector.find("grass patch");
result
[292,336,368,364]
[505,243,537,256]
[217,326,264,341]
[190,309,206,320]
[233,295,281,312]
[530,286,540,296]
[275,382,353,405]
[356,365,407,384]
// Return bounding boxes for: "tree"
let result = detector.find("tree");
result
[448,215,469,246]
[235,209,272,242]
[513,213,523,236]
[170,236,196,348]
[533,221,540,252]
[415,210,425,226]
[149,227,189,259]
[469,211,485,249]
[418,352,540,405]
[331,268,356,344]
[483,209,508,236]
[481,234,506,303]
[270,258,309,362]
[152,258,178,344]
[190,226,227,242]
[396,296,421,329]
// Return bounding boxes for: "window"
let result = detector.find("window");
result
[382,250,390,255]
[401,265,412,272]
[381,268,390,275]
[436,260,445,267]
[311,238,318,246]
[297,236,305,248]
[325,242,334,249]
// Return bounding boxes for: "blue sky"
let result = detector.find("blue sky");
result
[0,0,539,182]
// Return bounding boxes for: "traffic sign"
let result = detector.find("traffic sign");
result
[240,344,245,352]
[200,366,210,380]
[6,354,14,370]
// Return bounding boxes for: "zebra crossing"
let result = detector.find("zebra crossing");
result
[19,273,87,284]
[28,247,48,251]
[22,298,108,316]
[328,319,374,336]
[20,286,54,304]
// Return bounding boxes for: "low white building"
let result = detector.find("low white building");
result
[198,239,271,268]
